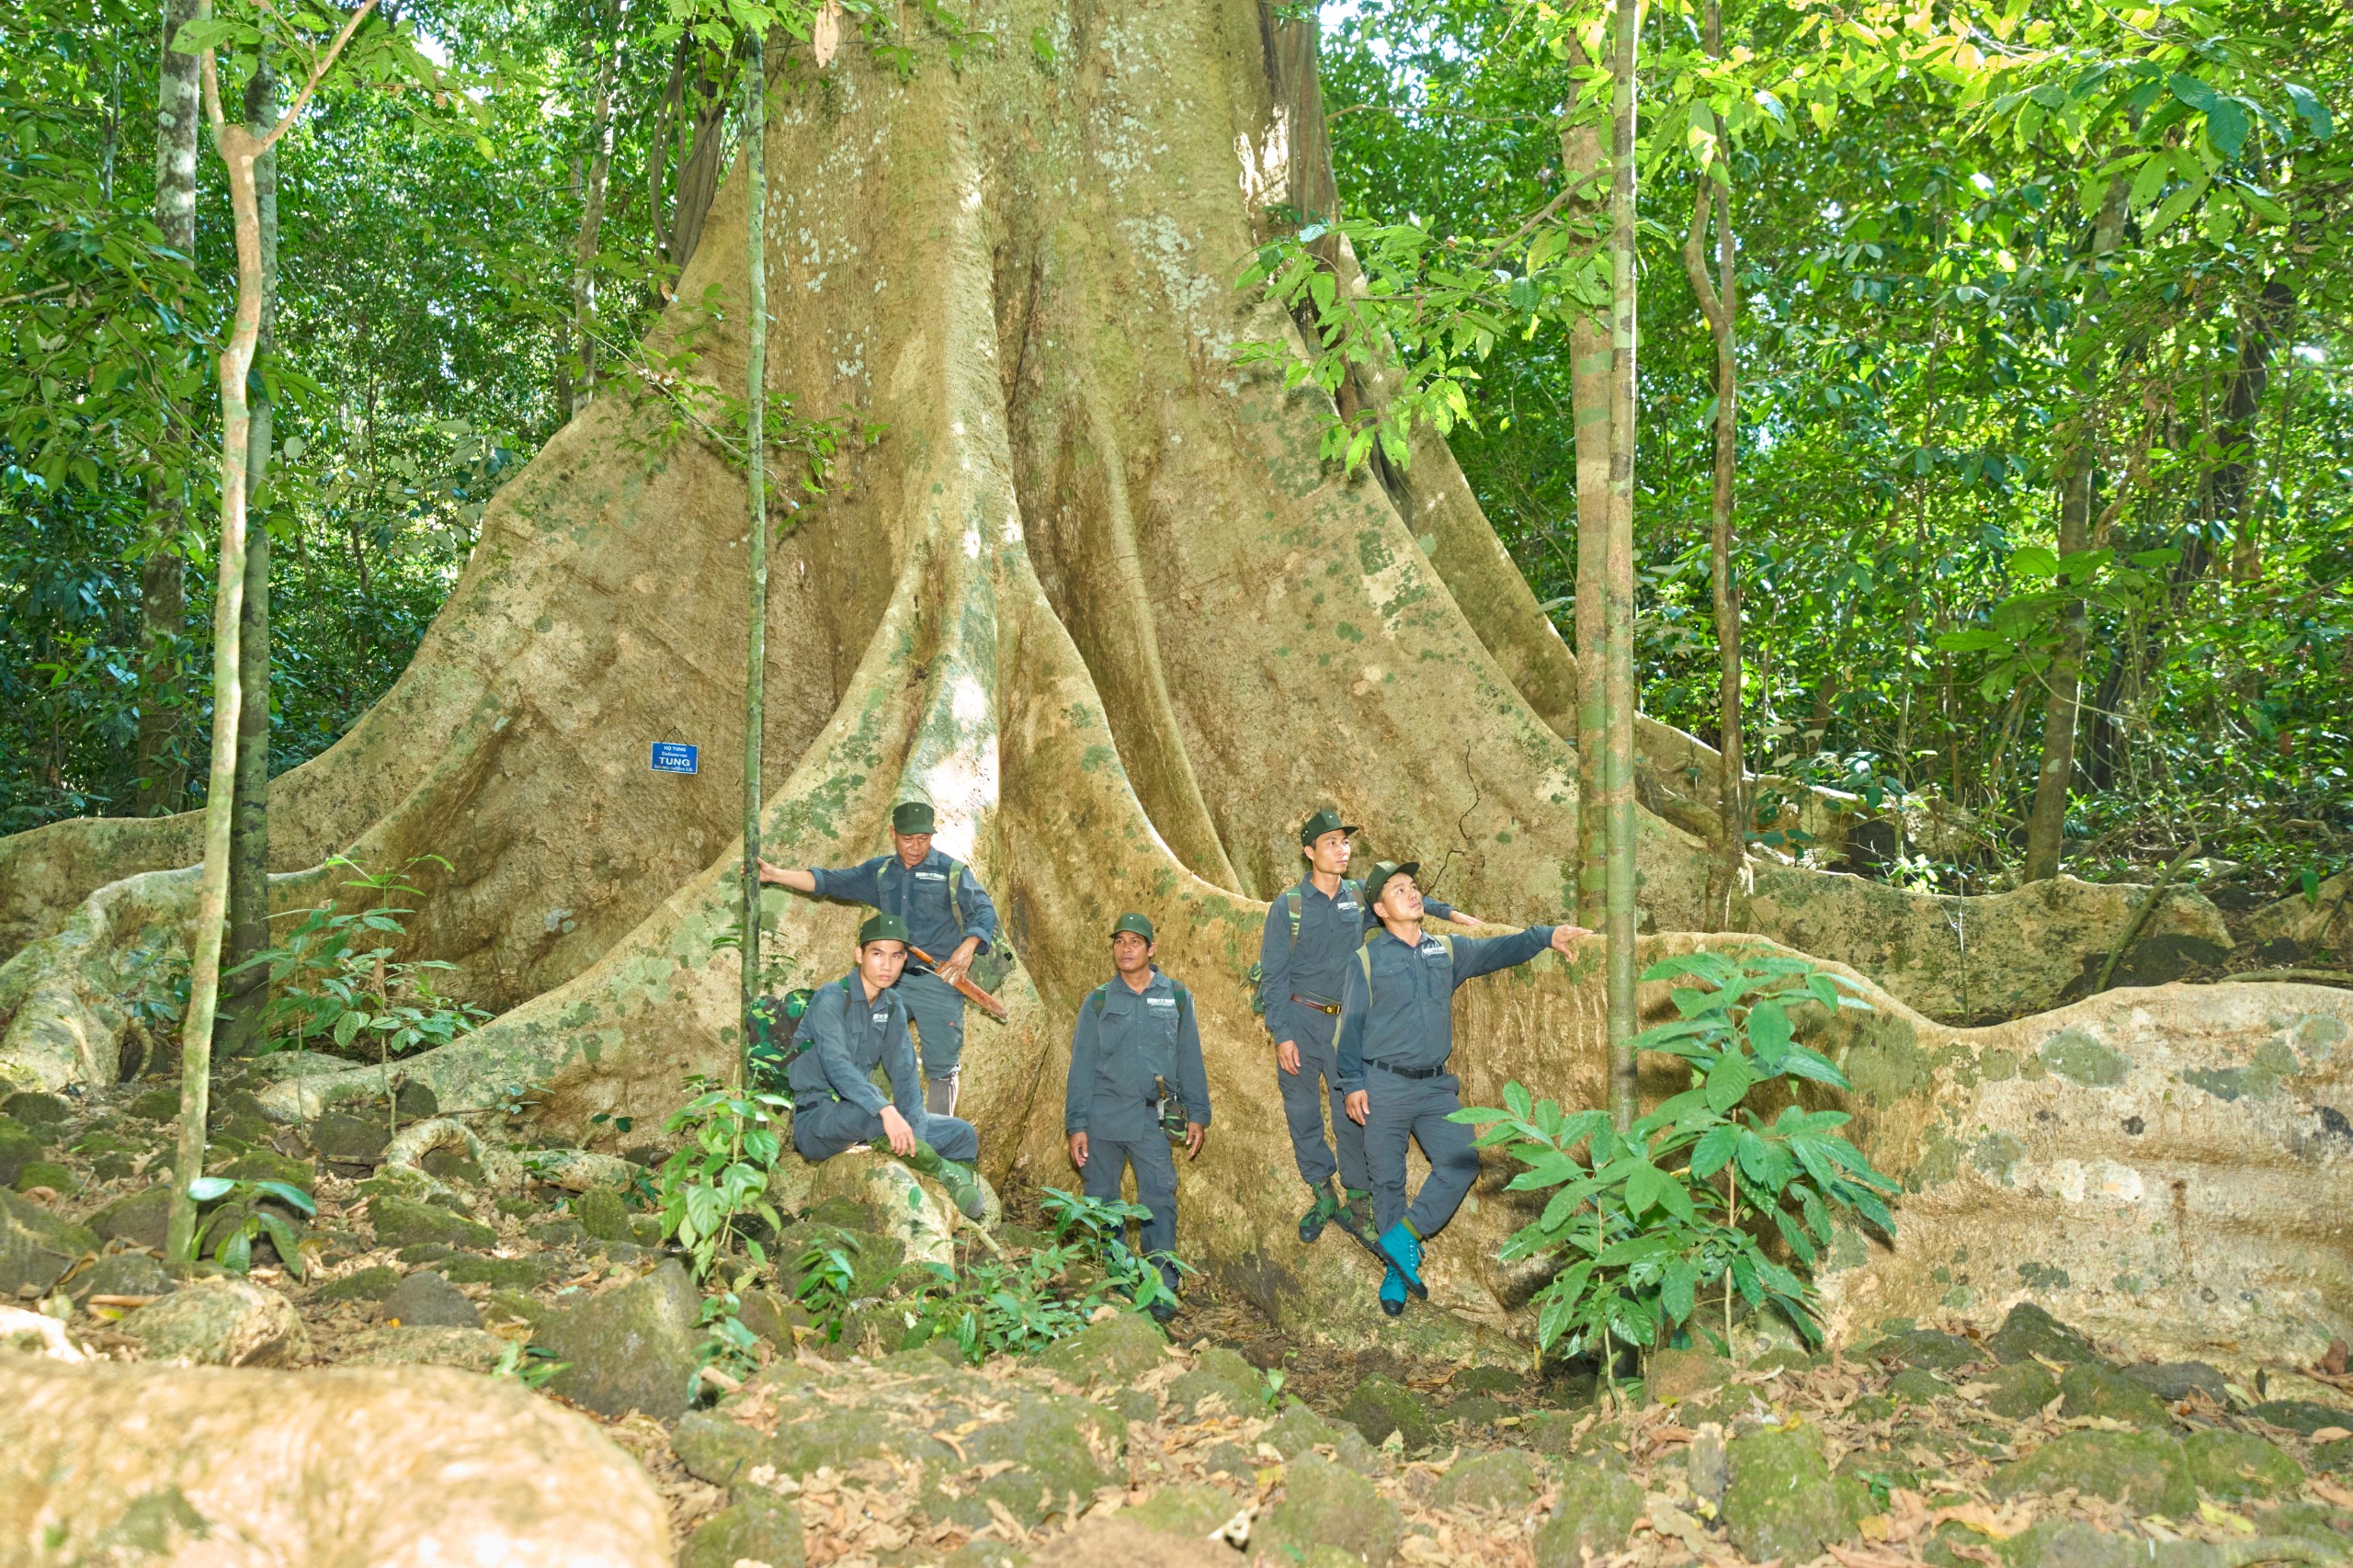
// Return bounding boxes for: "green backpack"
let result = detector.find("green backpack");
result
[1244,880,1370,1016]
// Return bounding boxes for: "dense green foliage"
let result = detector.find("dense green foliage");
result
[1317,0,2353,894]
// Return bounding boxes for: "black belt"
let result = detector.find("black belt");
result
[1290,994,1341,1016]
[1367,1059,1448,1081]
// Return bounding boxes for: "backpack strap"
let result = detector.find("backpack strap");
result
[1354,933,1454,1007]
[1091,983,1110,1020]
[947,858,967,937]
[1173,981,1192,1034]
[1284,886,1303,950]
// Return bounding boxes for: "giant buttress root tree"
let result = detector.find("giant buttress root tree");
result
[0,0,2334,1360]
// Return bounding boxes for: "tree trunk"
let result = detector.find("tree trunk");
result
[570,14,621,415]
[3,0,2292,1360]
[1602,0,1643,1128]
[133,0,205,818]
[221,61,278,1060]
[1684,0,1740,931]
[739,32,767,1058]
[168,5,374,1264]
[664,44,741,287]
[2021,176,2128,884]
[1559,74,1610,932]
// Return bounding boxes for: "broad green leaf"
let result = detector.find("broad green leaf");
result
[250,1179,317,1215]
[1705,1050,1753,1112]
[1746,1000,1792,1068]
[188,1175,235,1202]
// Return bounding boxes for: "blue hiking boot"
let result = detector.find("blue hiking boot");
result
[1379,1264,1407,1317]
[1375,1221,1427,1300]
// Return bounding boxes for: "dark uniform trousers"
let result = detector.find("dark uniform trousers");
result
[1275,1006,1370,1192]
[1362,1064,1483,1241]
[1081,1133,1180,1289]
[792,1098,979,1165]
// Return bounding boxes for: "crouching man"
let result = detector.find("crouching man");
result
[790,913,987,1220]
[1065,913,1210,1324]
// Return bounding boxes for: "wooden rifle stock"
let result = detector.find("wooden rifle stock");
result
[908,945,1010,1021]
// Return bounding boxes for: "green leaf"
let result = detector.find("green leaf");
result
[1689,1122,1739,1178]
[2284,83,2332,142]
[1624,1163,1667,1218]
[249,1179,317,1215]
[2202,98,2250,160]
[1705,1050,1753,1112]
[1746,1000,1792,1068]
[187,1175,235,1202]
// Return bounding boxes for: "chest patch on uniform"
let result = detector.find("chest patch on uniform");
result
[1418,940,1446,958]
[914,870,947,881]
[1146,996,1176,1008]
[1337,899,1360,914]
[871,1011,891,1024]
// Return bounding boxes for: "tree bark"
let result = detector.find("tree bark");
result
[569,11,621,415]
[739,31,767,1061]
[1603,0,1643,1129]
[221,61,278,1060]
[1683,0,1740,931]
[1559,74,1610,932]
[133,0,206,817]
[664,43,741,288]
[169,4,375,1264]
[2022,176,2127,884]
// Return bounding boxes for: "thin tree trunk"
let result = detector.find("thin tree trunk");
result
[2022,176,2127,883]
[739,32,767,1067]
[1603,0,1643,1130]
[170,3,376,1265]
[221,61,277,1059]
[1683,0,1740,931]
[134,0,205,817]
[1557,70,1610,933]
[570,13,621,415]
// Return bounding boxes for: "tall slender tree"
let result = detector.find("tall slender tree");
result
[1561,63,1612,934]
[133,0,205,816]
[167,0,380,1263]
[566,3,621,415]
[738,26,767,1068]
[1602,0,1643,1128]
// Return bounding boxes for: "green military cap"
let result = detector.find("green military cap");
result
[1298,808,1361,846]
[1109,912,1156,944]
[891,801,937,834]
[858,912,912,947]
[1365,860,1421,903]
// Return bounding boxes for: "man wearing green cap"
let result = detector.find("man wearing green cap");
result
[1336,860,1586,1316]
[788,912,987,1219]
[1065,912,1210,1324]
[759,800,1001,1116]
[1257,809,1483,1244]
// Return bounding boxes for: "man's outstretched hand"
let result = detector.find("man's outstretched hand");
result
[878,1105,918,1156]
[1549,923,1593,954]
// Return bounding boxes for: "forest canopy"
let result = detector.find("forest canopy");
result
[5,0,2348,907]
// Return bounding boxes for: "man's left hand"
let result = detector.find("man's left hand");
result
[1549,924,1593,954]
[936,936,983,986]
[1184,1122,1207,1159]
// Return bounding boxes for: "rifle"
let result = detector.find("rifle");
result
[908,945,1010,1022]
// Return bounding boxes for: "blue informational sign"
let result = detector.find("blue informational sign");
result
[651,742,699,775]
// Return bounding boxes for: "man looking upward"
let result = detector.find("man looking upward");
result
[1257,809,1482,1244]
[1338,860,1586,1317]
[759,801,999,1116]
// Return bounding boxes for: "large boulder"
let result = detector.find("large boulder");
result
[1722,1420,1854,1563]
[341,1324,512,1372]
[383,1269,483,1329]
[1531,1458,1644,1566]
[680,1489,804,1568]
[0,1187,95,1296]
[1993,1429,2195,1515]
[535,1258,702,1418]
[0,1116,50,1187]
[119,1277,310,1367]
[1987,1302,2104,1368]
[2182,1430,2304,1501]
[366,1194,495,1251]
[0,1353,668,1564]
[1340,1374,1436,1451]
[1033,1309,1168,1384]
[1256,1451,1402,1567]
[87,1183,173,1250]
[2059,1361,2176,1429]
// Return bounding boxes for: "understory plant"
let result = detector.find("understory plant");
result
[1454,949,1899,1379]
[900,1187,1188,1364]
[185,1173,317,1278]
[654,1074,789,1284]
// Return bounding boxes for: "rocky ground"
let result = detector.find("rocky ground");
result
[5,1061,2352,1568]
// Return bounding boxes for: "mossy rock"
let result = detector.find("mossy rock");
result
[679,1491,803,1568]
[87,1184,173,1251]
[1433,1449,1541,1510]
[309,1111,389,1165]
[1124,1484,1238,1539]
[1258,1451,1403,1568]
[1992,1429,2193,1515]
[315,1265,404,1302]
[1262,1400,1377,1471]
[1749,1346,1817,1376]
[1646,1345,1731,1404]
[1519,1409,1588,1457]
[570,1187,633,1244]
[483,1289,551,1328]
[1868,1330,1983,1372]
[420,1146,486,1188]
[1443,1394,1509,1428]
[2183,1429,2302,1500]
[536,1257,703,1418]
[803,1194,877,1230]
[1984,1360,2062,1419]
[2120,1362,2230,1405]
[1891,1369,1949,1405]
[382,1269,481,1328]
[773,1221,905,1301]
[0,1119,50,1187]
[1724,1420,1854,1562]
[1533,1459,1643,1566]
[124,1087,180,1121]
[68,1250,175,1303]
[217,1150,315,1195]
[366,1194,494,1250]
[12,1161,73,1194]
[1167,1346,1263,1417]
[2059,1362,2175,1429]
[0,1093,68,1128]
[397,1242,455,1263]
[1848,1394,1897,1423]
[527,1218,585,1248]
[1454,1364,1526,1394]
[493,1195,540,1218]
[2246,1399,2353,1437]
[1032,1309,1167,1383]
[949,1389,1124,1509]
[2311,1438,2353,1476]
[2255,1502,2353,1553]
[1987,1302,2103,1368]
[1342,1375,1436,1450]
[436,1254,554,1289]
[340,1324,510,1372]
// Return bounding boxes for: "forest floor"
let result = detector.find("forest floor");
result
[6,1062,2353,1568]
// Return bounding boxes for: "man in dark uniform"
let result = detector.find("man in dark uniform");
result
[788,912,987,1220]
[1257,809,1483,1244]
[1065,912,1210,1324]
[759,800,1000,1116]
[1337,861,1586,1316]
